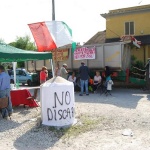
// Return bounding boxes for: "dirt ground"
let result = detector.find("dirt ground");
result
[0,87,150,150]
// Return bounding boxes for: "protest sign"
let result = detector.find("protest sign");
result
[74,47,96,60]
[41,77,75,127]
[52,49,69,61]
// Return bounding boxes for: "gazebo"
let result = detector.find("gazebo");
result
[0,43,54,84]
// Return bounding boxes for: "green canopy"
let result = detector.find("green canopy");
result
[0,43,52,62]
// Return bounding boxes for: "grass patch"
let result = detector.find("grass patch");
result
[48,115,104,139]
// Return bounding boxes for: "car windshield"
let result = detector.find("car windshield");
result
[11,70,27,76]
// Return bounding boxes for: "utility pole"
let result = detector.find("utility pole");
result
[52,0,55,20]
[52,0,56,76]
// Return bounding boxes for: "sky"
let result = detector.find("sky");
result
[0,0,149,44]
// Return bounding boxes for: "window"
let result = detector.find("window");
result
[11,70,19,75]
[125,22,134,35]
[19,70,24,75]
[19,70,26,76]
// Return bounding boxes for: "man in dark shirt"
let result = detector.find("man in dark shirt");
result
[79,61,90,96]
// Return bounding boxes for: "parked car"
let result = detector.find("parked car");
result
[9,68,39,86]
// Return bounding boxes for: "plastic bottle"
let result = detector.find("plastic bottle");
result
[16,79,20,89]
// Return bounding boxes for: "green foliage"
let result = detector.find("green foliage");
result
[130,55,145,79]
[17,62,25,68]
[131,55,137,64]
[9,35,36,51]
[0,62,12,69]
[0,38,5,44]
[131,55,144,69]
[134,60,144,69]
[9,35,37,68]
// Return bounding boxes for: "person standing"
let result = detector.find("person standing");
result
[54,62,61,77]
[0,65,13,119]
[28,66,48,100]
[60,63,68,79]
[104,66,111,81]
[103,66,112,89]
[40,66,48,84]
[79,61,90,96]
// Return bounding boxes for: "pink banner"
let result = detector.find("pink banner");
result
[74,47,96,60]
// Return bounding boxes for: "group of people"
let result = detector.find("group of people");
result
[79,63,113,96]
[48,61,113,96]
[0,62,112,119]
[40,63,76,85]
[41,62,113,96]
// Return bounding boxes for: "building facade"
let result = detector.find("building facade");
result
[101,4,150,65]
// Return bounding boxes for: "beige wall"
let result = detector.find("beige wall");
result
[131,45,150,64]
[131,46,144,62]
[104,6,150,64]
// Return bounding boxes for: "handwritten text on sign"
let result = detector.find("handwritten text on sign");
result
[52,49,69,61]
[47,91,74,121]
[74,47,96,60]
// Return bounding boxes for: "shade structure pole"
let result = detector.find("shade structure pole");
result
[52,0,55,20]
[50,59,54,77]
[12,62,17,86]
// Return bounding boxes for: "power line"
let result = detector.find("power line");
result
[106,27,121,37]
[138,1,143,4]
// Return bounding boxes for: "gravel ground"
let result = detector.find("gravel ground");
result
[1,87,150,150]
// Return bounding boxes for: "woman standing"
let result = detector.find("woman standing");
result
[40,66,48,84]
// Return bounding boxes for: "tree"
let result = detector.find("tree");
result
[9,35,37,68]
[9,35,36,51]
[0,38,5,44]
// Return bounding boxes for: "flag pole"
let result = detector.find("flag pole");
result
[52,0,56,76]
[52,0,55,20]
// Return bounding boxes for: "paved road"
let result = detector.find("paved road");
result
[19,84,150,106]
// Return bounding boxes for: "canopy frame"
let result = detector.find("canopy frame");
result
[0,43,54,85]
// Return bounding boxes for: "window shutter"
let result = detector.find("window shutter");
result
[125,22,129,35]
[130,22,134,35]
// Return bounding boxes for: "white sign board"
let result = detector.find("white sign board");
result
[74,47,96,60]
[41,78,75,127]
[133,40,140,48]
